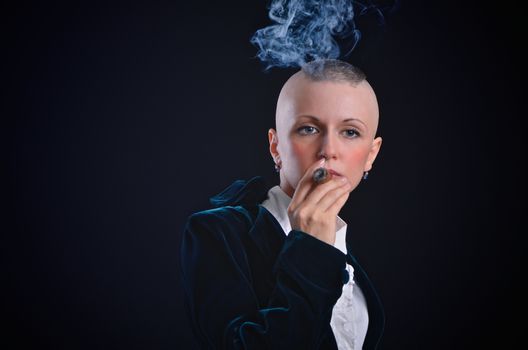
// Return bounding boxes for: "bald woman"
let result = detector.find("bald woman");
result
[180,59,385,349]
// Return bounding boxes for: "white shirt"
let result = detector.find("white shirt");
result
[261,185,369,350]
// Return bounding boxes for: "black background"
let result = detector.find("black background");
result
[4,0,524,349]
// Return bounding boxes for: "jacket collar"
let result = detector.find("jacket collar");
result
[209,176,270,208]
[210,176,286,264]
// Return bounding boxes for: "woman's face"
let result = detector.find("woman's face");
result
[269,73,383,197]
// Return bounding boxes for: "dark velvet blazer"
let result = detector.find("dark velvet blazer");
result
[180,176,384,349]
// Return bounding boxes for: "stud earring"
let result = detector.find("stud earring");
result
[362,171,369,180]
[275,163,281,173]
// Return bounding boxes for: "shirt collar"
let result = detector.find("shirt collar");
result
[261,185,348,255]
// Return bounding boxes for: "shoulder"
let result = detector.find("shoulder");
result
[182,175,272,240]
[180,206,262,266]
[184,205,257,238]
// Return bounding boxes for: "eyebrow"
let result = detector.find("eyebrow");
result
[297,115,368,130]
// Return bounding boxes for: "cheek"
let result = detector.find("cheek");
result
[282,142,313,181]
[344,148,371,191]
[291,142,308,158]
[291,142,317,168]
[346,148,370,165]
[343,147,371,181]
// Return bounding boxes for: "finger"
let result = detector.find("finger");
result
[303,176,348,207]
[290,158,327,207]
[317,180,351,212]
[325,189,350,215]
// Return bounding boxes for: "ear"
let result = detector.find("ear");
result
[364,136,382,172]
[268,128,280,164]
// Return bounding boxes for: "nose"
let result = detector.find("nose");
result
[317,133,338,160]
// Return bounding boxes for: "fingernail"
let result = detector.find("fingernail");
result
[319,158,325,165]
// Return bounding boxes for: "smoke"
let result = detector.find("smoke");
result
[251,0,395,70]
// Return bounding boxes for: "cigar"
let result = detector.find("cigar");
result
[312,167,328,184]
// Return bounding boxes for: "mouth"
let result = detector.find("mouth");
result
[327,169,342,177]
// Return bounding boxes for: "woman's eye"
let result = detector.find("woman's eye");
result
[297,126,318,135]
[344,129,360,138]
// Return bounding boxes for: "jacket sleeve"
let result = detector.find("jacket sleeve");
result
[180,210,348,349]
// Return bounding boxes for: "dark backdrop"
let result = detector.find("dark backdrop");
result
[4,1,524,349]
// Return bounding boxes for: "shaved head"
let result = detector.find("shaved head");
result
[268,59,383,197]
[275,70,380,139]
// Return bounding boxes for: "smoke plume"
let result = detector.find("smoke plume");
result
[251,0,394,70]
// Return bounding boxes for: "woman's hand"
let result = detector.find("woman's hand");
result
[287,159,352,246]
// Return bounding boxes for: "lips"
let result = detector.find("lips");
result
[327,169,342,177]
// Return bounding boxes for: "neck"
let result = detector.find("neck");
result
[279,173,295,198]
